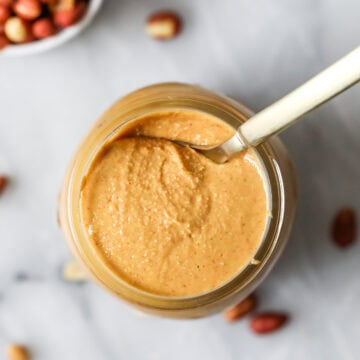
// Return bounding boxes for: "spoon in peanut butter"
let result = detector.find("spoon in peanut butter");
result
[178,46,360,163]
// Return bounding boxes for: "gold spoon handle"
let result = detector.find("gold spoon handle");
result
[240,46,360,146]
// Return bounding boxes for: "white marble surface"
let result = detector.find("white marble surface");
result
[1,0,360,359]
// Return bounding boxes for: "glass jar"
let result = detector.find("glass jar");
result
[58,83,296,318]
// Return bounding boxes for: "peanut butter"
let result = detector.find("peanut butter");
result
[80,110,268,296]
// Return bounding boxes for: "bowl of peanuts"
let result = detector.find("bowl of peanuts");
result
[0,0,103,56]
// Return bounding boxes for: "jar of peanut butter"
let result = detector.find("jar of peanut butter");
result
[58,83,296,318]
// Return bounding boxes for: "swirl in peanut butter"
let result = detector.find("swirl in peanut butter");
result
[81,110,268,296]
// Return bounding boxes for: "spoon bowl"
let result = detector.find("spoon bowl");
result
[175,132,246,164]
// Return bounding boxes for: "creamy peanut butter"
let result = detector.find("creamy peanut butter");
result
[80,110,268,296]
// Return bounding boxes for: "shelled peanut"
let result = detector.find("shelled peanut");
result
[6,344,30,360]
[224,294,289,335]
[0,0,89,50]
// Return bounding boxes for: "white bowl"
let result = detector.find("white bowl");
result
[0,0,103,57]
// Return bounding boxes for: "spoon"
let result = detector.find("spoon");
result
[179,46,360,163]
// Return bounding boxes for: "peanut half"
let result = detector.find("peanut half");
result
[62,259,87,282]
[250,312,288,334]
[332,207,357,248]
[224,294,257,322]
[146,11,182,40]
[0,175,8,195]
[6,344,30,360]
